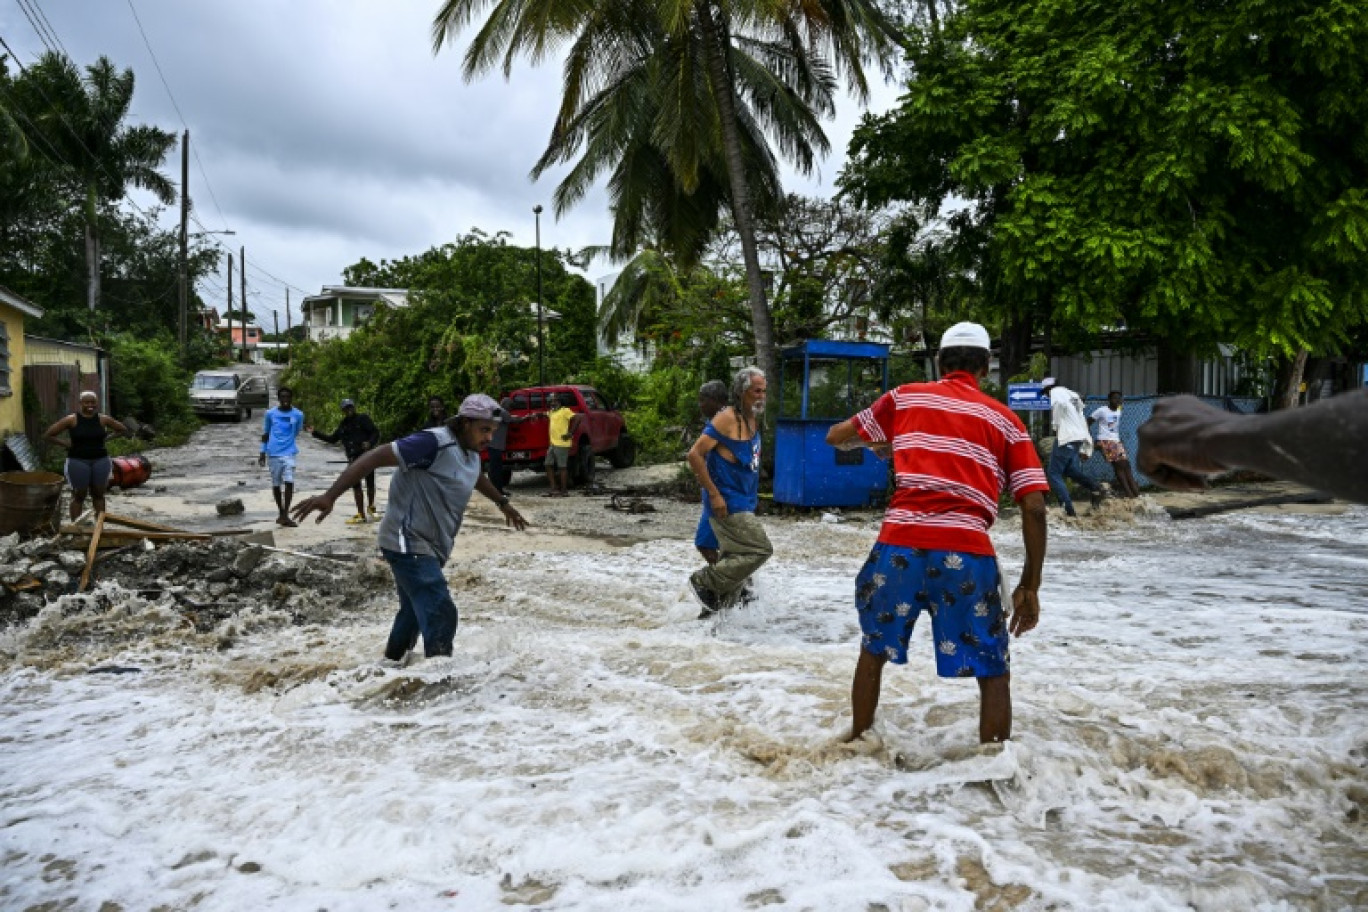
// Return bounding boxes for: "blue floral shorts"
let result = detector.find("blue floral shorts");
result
[855,543,1009,678]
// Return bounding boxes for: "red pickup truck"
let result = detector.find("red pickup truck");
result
[490,385,635,486]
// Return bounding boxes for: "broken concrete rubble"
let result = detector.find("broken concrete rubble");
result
[0,530,394,638]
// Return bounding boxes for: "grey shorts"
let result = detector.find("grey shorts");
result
[65,457,111,493]
[545,446,571,469]
[268,455,296,487]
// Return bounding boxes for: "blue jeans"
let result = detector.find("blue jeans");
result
[1047,442,1100,515]
[381,548,457,659]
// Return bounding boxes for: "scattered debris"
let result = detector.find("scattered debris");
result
[607,494,656,514]
[217,498,246,516]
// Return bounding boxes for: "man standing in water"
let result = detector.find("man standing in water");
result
[687,367,771,618]
[826,322,1049,744]
[1089,391,1141,498]
[258,386,305,527]
[1042,377,1106,517]
[292,394,527,662]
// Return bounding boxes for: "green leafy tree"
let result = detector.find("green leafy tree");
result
[10,52,176,316]
[289,232,597,437]
[432,0,903,382]
[842,0,1368,389]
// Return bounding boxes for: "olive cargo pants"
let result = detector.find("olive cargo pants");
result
[691,511,773,600]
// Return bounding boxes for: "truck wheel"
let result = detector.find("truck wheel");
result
[608,432,636,469]
[233,405,245,423]
[571,439,596,486]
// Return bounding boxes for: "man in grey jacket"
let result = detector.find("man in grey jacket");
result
[292,394,527,661]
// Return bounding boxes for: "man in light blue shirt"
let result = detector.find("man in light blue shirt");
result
[258,385,305,527]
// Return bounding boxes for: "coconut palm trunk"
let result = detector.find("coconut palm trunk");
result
[697,1,778,382]
[84,185,100,312]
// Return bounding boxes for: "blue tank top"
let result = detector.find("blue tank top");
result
[702,419,761,514]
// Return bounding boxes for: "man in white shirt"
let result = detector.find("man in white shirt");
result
[1089,390,1141,497]
[1042,378,1106,517]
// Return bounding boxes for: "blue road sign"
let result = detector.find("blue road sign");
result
[1007,382,1051,411]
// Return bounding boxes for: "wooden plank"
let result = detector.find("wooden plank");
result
[61,525,211,543]
[79,512,105,592]
[101,512,187,534]
[1166,491,1332,520]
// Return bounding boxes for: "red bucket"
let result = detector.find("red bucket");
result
[110,455,152,489]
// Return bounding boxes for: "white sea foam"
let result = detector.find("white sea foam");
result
[1,507,1365,910]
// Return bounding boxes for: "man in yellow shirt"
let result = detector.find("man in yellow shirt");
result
[544,392,582,496]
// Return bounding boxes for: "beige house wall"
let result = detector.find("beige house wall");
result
[0,302,31,436]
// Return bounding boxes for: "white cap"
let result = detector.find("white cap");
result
[939,321,991,351]
[1041,377,1057,388]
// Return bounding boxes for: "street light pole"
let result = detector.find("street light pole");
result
[534,204,545,386]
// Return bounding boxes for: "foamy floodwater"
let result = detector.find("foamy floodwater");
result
[2,505,1366,910]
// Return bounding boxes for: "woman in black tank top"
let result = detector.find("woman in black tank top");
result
[43,392,128,520]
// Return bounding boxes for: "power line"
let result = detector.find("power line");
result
[13,0,64,59]
[24,0,70,59]
[123,0,232,233]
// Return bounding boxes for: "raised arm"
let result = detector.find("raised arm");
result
[1137,391,1368,503]
[291,444,400,523]
[42,415,76,448]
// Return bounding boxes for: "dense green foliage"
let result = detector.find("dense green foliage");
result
[283,232,597,438]
[1,51,221,430]
[842,0,1368,380]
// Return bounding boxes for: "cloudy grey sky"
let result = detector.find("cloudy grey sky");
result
[1,0,902,329]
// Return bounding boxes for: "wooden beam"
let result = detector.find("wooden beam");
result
[79,512,105,592]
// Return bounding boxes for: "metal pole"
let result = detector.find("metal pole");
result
[534,204,544,386]
[178,130,189,353]
[239,245,247,363]
[226,253,233,362]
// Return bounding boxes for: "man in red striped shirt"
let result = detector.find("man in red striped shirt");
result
[827,322,1049,744]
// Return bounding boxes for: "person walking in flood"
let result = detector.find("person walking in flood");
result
[1042,377,1106,517]
[693,380,730,566]
[43,391,127,520]
[307,398,380,523]
[686,367,772,618]
[1089,391,1141,498]
[826,322,1049,745]
[258,386,305,527]
[291,394,527,663]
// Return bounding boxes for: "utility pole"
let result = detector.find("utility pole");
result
[226,253,234,362]
[534,204,545,386]
[239,245,247,363]
[178,129,189,353]
[285,289,291,364]
[273,311,280,364]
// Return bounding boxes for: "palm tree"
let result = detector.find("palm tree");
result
[433,0,901,380]
[19,53,175,314]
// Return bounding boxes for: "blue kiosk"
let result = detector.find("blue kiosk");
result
[773,339,891,508]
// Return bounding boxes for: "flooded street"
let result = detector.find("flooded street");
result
[1,400,1365,910]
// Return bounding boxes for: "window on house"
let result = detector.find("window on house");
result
[0,320,11,396]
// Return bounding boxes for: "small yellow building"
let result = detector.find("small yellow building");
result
[0,286,43,439]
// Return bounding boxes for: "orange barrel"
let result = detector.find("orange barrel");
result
[110,454,152,489]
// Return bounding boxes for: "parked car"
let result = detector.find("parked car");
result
[189,371,269,422]
[491,385,635,486]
